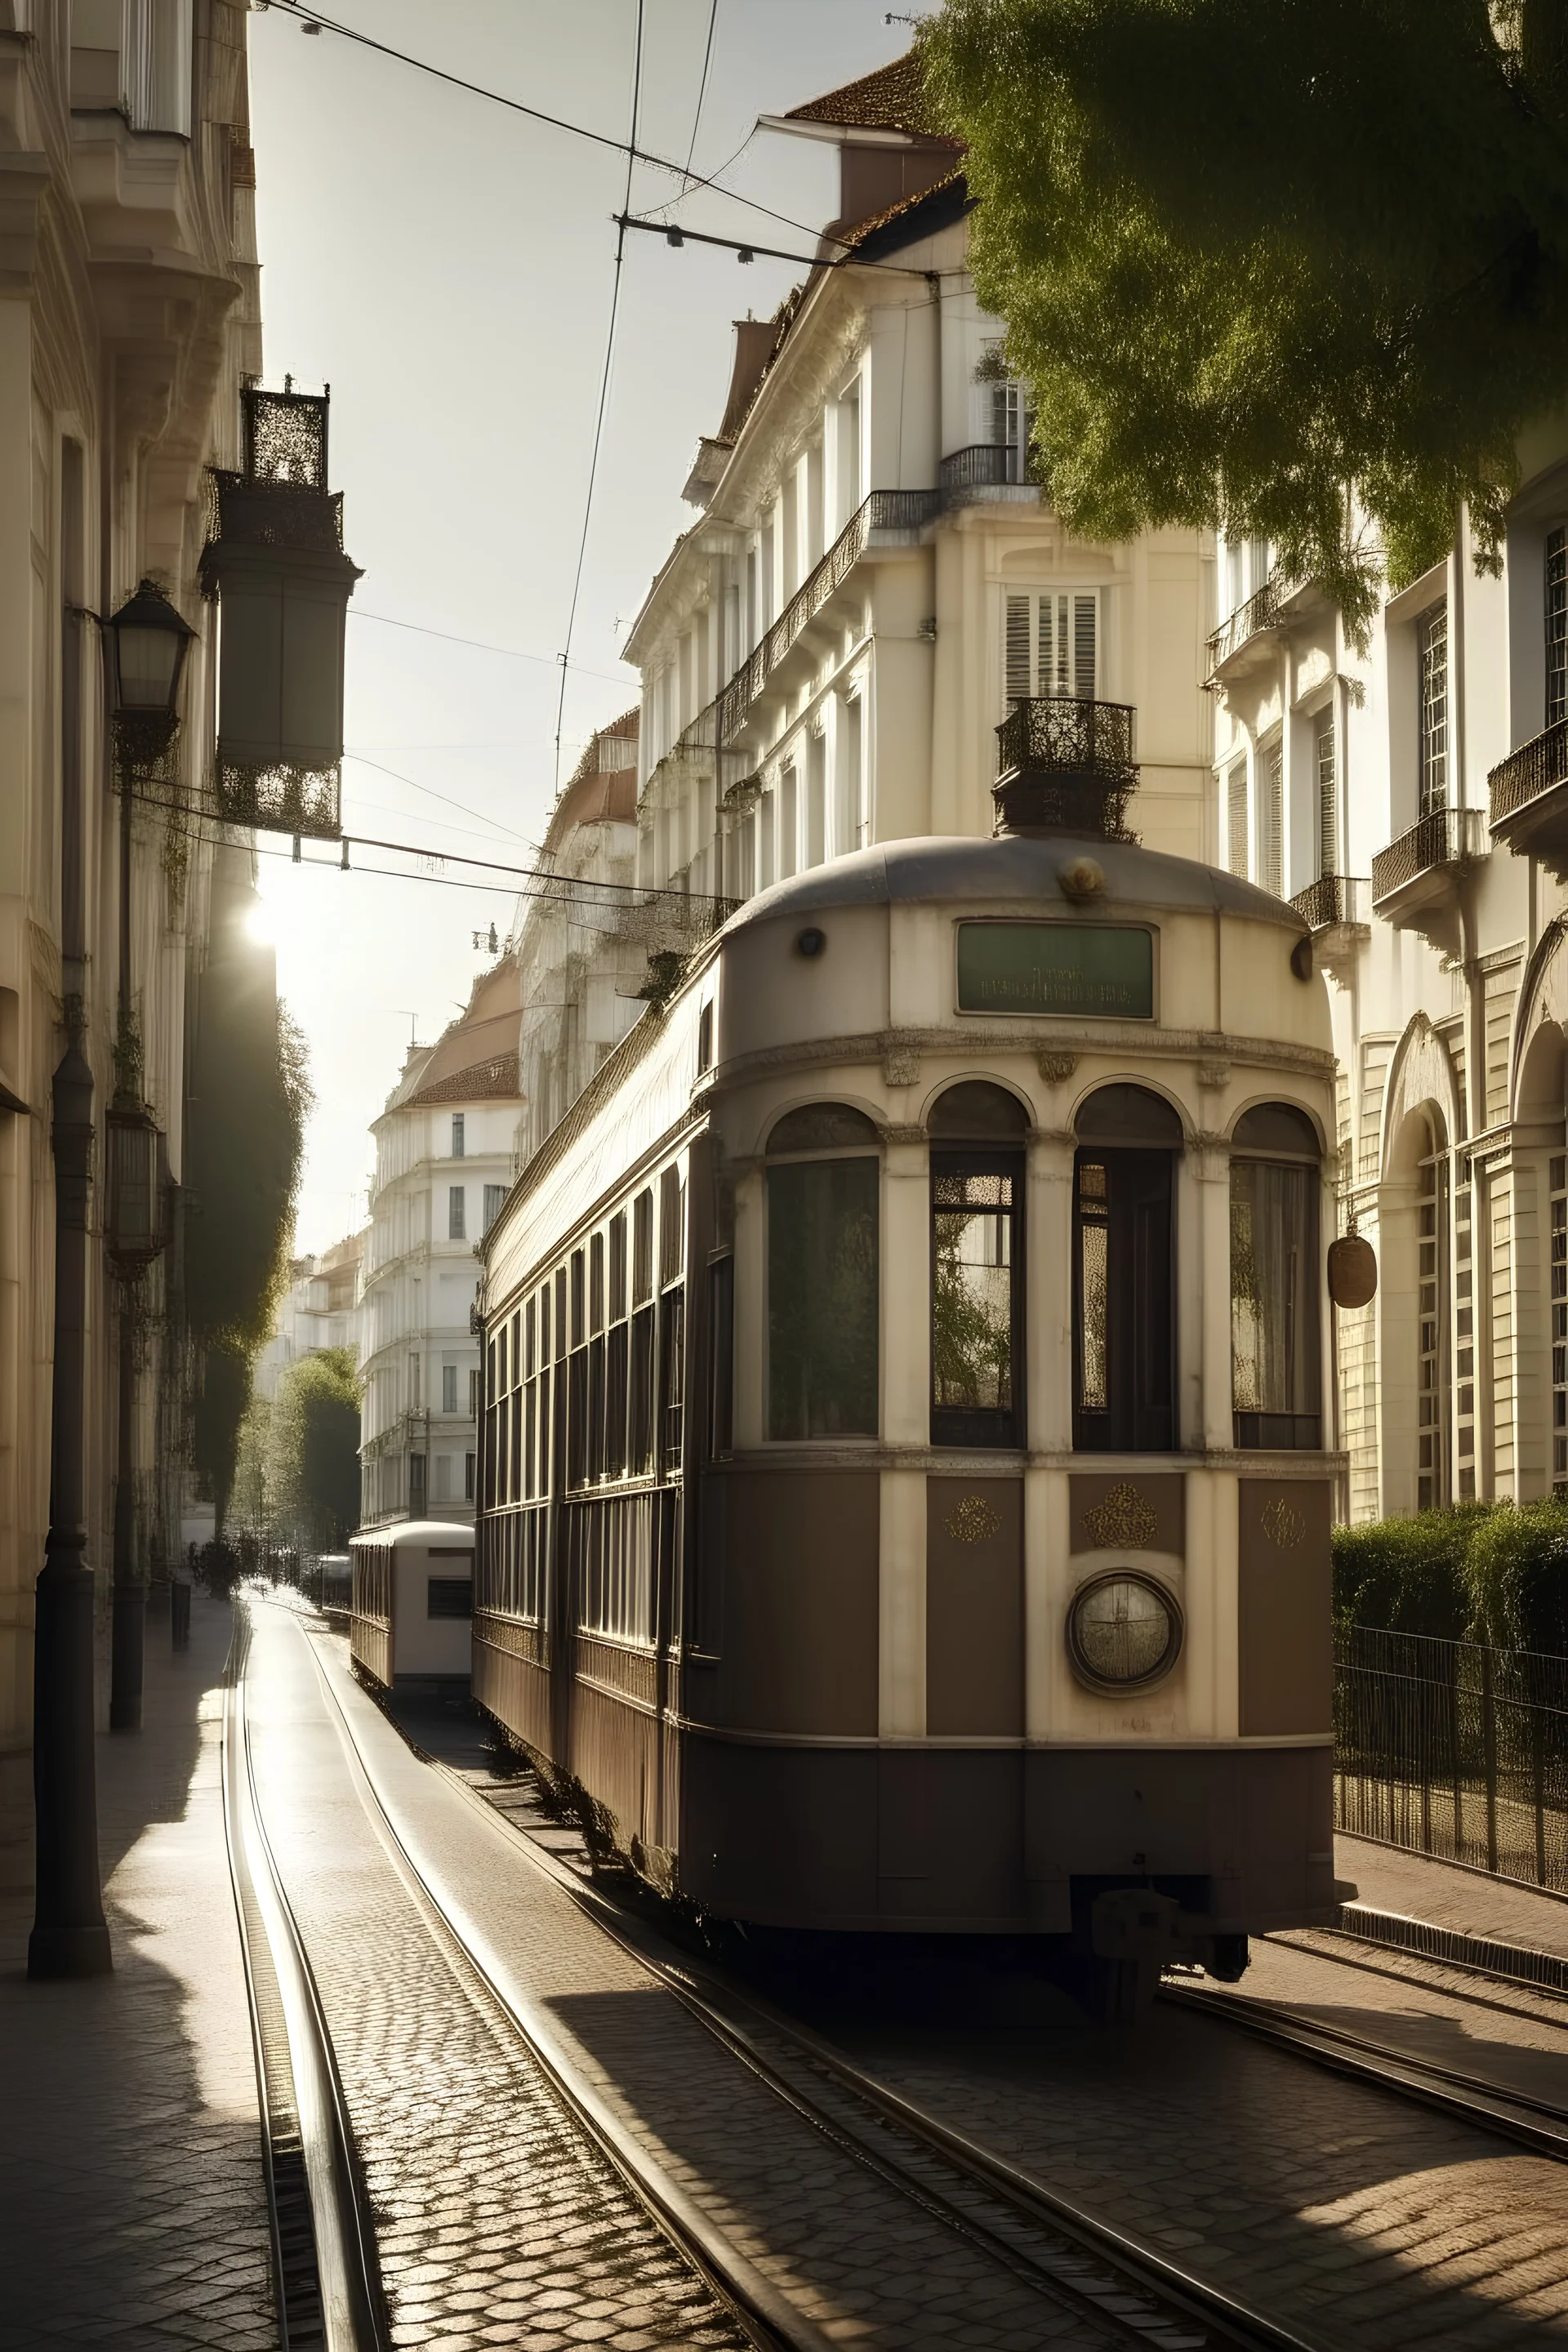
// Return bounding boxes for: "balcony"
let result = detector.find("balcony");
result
[1489,718,1568,881]
[1205,571,1331,690]
[938,444,1037,504]
[1370,806,1487,953]
[1288,874,1370,976]
[992,695,1138,839]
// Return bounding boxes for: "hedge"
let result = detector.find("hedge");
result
[1334,1498,1568,1655]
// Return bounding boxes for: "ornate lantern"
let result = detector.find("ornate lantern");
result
[105,1093,164,1270]
[105,578,196,786]
[200,381,363,840]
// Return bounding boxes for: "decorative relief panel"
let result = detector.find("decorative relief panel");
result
[1069,1472,1185,1556]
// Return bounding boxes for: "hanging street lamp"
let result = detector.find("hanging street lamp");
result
[105,577,196,782]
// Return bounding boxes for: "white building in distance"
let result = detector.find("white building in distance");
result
[358,962,523,1528]
[253,1232,364,1404]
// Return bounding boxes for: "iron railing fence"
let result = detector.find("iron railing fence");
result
[1335,1623,1568,1890]
[1490,717,1568,826]
[939,443,1030,493]
[1290,874,1370,932]
[1370,805,1486,905]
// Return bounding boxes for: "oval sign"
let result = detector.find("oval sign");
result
[1328,1233,1378,1310]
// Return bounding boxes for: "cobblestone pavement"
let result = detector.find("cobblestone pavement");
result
[0,1592,276,2352]
[248,1607,1134,2351]
[1339,1833,1568,1960]
[384,1670,1568,2352]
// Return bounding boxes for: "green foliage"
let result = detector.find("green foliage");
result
[1464,1498,1568,1653]
[273,1348,362,1552]
[919,0,1568,631]
[1334,1499,1568,1654]
[1331,1505,1488,1639]
[184,855,312,1528]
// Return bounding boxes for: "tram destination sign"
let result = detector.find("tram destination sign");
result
[956,922,1155,1020]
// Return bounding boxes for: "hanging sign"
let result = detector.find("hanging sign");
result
[956,922,1155,1020]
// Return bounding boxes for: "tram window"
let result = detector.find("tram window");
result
[588,1333,606,1480]
[570,1250,586,1348]
[662,1287,686,1470]
[606,1319,630,1477]
[523,1297,536,1380]
[1230,1103,1320,1450]
[768,1103,879,1154]
[590,1233,605,1335]
[567,1347,589,1488]
[709,1255,734,1458]
[661,1165,686,1287]
[768,1156,880,1439]
[608,1212,628,1322]
[554,1267,567,1361]
[931,1159,1022,1447]
[630,1306,657,1471]
[1072,1096,1177,1451]
[633,1188,654,1305]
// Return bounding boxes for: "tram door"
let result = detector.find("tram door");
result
[1072,1147,1175,1453]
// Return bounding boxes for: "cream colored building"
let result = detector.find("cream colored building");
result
[624,60,1217,925]
[1210,425,1568,1518]
[254,1230,364,1404]
[0,0,264,1882]
[359,962,524,1529]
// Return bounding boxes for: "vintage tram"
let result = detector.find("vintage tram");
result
[474,733,1347,1998]
[350,1520,474,1694]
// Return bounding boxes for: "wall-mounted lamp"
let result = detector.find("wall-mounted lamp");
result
[105,578,195,782]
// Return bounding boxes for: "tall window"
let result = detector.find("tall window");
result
[929,1083,1027,1448]
[442,1363,457,1414]
[1419,603,1449,816]
[1226,760,1249,880]
[779,765,798,881]
[1416,1125,1450,1511]
[1549,530,1568,728]
[767,1105,879,1440]
[1230,1103,1321,1450]
[452,1113,465,1158]
[1072,1085,1181,1453]
[1552,1152,1567,1498]
[1455,1176,1475,1497]
[448,1186,466,1241]
[483,1183,506,1235]
[1316,714,1338,880]
[1004,591,1097,704]
[1257,740,1283,898]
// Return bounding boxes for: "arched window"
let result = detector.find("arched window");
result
[1230,1102,1321,1451]
[767,1104,879,1439]
[1073,1085,1180,1452]
[929,1083,1027,1447]
[1414,1116,1450,1509]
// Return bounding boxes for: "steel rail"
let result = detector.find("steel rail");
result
[303,1628,1326,2352]
[221,1606,388,2351]
[1160,1980,1568,2163]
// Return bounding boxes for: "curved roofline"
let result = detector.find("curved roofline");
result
[719,834,1311,935]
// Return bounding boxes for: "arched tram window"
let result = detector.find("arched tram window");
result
[1073,1085,1181,1454]
[929,1082,1027,1449]
[1230,1102,1323,1452]
[767,1105,880,1440]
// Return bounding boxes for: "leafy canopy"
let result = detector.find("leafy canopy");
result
[919,0,1568,628]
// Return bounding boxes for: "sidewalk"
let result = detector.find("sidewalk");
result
[0,1591,276,2350]
[1337,1827,1568,1961]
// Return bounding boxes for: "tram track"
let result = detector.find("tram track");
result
[220,1609,388,2352]
[292,1618,1329,2352]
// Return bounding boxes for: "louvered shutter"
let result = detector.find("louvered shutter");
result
[1227,762,1249,879]
[1005,594,1031,704]
[1004,588,1098,704]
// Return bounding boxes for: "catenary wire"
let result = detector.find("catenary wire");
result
[553,0,646,795]
[349,608,634,688]
[682,0,721,185]
[259,0,867,253]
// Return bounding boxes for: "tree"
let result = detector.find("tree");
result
[271,1348,362,1554]
[920,0,1568,630]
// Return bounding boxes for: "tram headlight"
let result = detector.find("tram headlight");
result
[1067,1572,1182,1693]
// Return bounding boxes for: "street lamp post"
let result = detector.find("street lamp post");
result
[104,581,189,1731]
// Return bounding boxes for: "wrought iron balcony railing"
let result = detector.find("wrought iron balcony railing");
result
[1205,577,1283,679]
[1290,874,1370,933]
[1490,717,1568,826]
[714,488,942,746]
[993,694,1138,838]
[1371,806,1487,906]
[938,443,1029,495]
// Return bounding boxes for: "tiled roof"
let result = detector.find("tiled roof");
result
[408,1051,519,1107]
[785,52,958,144]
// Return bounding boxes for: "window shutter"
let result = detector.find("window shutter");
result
[1073,594,1097,698]
[1004,595,1031,704]
[1258,743,1283,897]
[1227,762,1249,880]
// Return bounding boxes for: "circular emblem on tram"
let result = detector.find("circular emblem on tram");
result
[1083,1480,1160,1551]
[1067,1571,1183,1693]
[945,1494,1002,1544]
[1260,1496,1307,1549]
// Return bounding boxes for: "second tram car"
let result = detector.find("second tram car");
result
[473,724,1348,2002]
[350,1521,474,1693]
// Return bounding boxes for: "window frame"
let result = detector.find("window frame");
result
[764,1125,881,1445]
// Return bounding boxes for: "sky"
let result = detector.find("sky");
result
[247,0,913,1254]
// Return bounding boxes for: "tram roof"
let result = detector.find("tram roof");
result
[721,834,1307,935]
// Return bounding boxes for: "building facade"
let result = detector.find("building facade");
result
[1210,428,1568,1518]
[623,61,1217,933]
[254,1230,363,1404]
[359,961,523,1529]
[0,0,267,1884]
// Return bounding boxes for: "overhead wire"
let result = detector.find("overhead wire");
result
[260,0,866,253]
[681,0,720,185]
[552,0,646,795]
[349,608,634,688]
